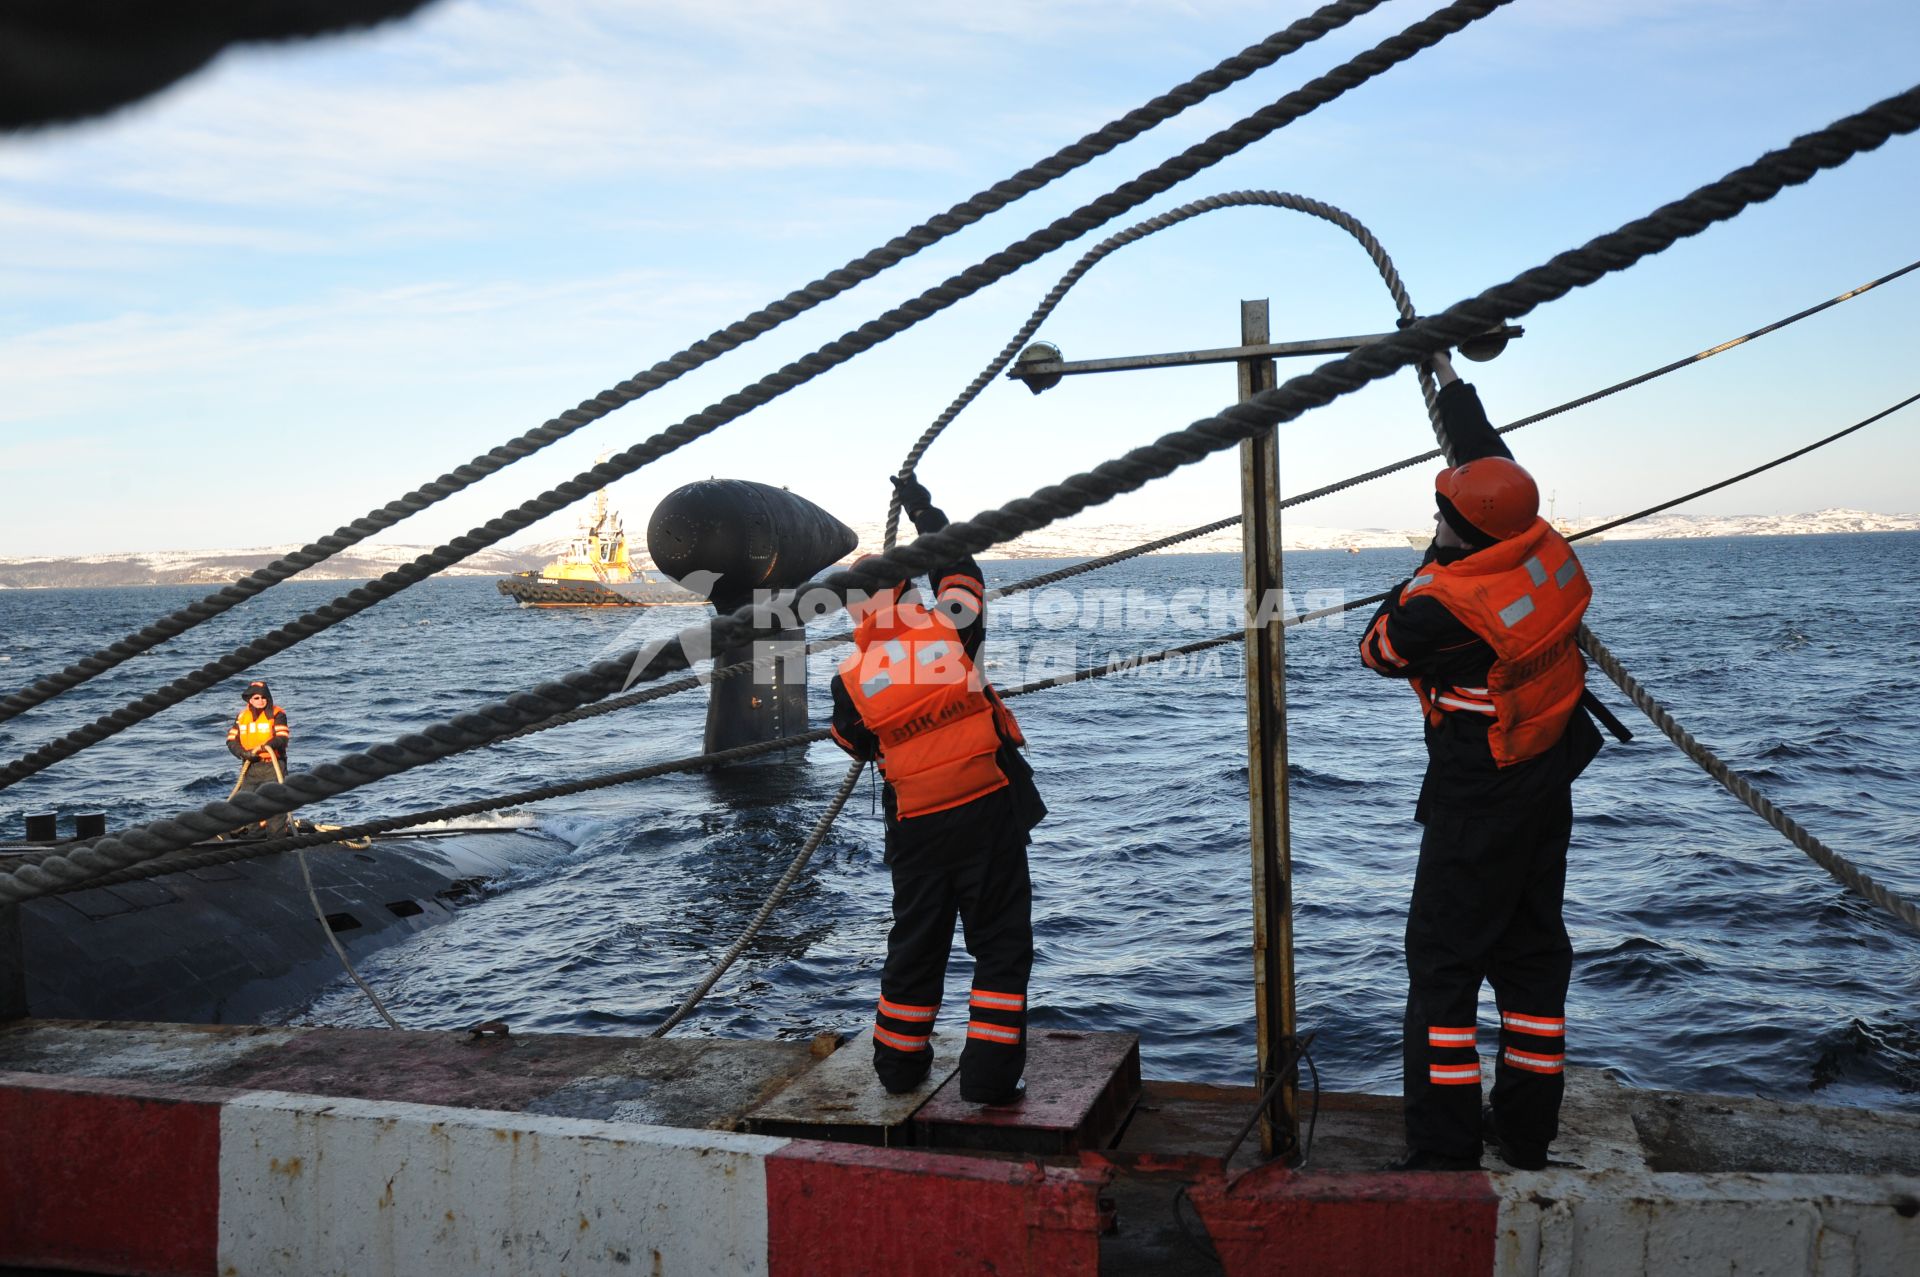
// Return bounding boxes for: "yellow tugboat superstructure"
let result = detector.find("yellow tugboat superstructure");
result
[497,488,703,608]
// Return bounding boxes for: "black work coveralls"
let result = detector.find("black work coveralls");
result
[1359,380,1603,1164]
[829,553,1046,1102]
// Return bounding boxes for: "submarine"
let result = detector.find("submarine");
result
[2,818,565,1024]
[0,480,858,1026]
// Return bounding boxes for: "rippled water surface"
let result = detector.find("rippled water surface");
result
[2,533,1917,1110]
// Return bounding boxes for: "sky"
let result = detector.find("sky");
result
[0,0,1916,557]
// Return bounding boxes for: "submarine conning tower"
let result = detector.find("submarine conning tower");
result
[647,479,858,757]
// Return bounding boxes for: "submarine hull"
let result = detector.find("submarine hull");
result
[8,830,559,1025]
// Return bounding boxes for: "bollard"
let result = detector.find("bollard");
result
[24,813,56,842]
[74,813,106,839]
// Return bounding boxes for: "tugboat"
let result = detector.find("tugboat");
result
[496,487,704,608]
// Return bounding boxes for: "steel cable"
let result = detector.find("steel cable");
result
[4,80,1915,904]
[882,189,1441,549]
[0,0,1511,793]
[0,0,1386,728]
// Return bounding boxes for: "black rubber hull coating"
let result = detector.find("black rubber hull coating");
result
[646,479,857,613]
[9,832,546,1024]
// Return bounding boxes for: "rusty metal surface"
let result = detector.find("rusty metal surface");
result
[0,1019,814,1130]
[915,1029,1140,1155]
[527,1038,817,1130]
[0,1019,301,1082]
[743,1029,958,1145]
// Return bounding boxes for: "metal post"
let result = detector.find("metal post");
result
[1238,299,1299,1160]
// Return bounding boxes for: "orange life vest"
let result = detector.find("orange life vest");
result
[1399,518,1590,768]
[230,705,287,753]
[838,597,1021,819]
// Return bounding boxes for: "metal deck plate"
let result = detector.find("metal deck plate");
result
[914,1029,1141,1154]
[743,1029,958,1145]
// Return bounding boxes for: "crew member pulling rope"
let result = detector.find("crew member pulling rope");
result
[830,477,1046,1105]
[1359,351,1626,1172]
[225,680,290,838]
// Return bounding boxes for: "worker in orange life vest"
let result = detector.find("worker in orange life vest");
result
[829,476,1045,1105]
[1360,351,1624,1171]
[226,679,291,837]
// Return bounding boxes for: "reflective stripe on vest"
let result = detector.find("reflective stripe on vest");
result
[232,706,285,753]
[1401,519,1592,768]
[839,600,1009,819]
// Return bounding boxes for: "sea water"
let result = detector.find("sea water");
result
[1,533,1916,1111]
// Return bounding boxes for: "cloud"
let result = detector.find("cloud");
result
[0,197,326,257]
[0,268,749,424]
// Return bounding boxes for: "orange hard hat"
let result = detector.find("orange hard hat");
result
[1434,457,1539,542]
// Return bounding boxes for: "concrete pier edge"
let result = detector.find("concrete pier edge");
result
[4,1067,1917,1276]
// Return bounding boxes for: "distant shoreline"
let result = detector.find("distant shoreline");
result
[2,524,1915,590]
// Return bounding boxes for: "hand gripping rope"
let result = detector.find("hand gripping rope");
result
[0,0,1513,793]
[0,0,1386,727]
[2,81,1915,907]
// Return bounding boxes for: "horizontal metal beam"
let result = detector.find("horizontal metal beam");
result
[1007,325,1523,384]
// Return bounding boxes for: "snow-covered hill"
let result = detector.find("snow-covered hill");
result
[1584,507,1920,541]
[0,543,553,590]
[2,509,1913,588]
[846,508,1920,559]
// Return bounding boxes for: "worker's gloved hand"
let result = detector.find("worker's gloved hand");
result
[891,474,948,533]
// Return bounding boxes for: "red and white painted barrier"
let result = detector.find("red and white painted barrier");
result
[4,1069,1915,1276]
[0,1070,1105,1276]
[1187,1161,1920,1277]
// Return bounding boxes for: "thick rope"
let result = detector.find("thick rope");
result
[17,596,1309,896]
[0,0,1385,728]
[35,374,1919,929]
[4,80,1914,904]
[651,758,867,1036]
[29,730,837,893]
[297,849,403,1029]
[0,0,1510,794]
[1081,256,1920,543]
[1578,628,1920,936]
[882,189,1441,549]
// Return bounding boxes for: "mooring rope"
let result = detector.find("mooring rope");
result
[31,381,1920,938]
[0,0,1386,729]
[999,256,1920,557]
[296,849,403,1029]
[651,758,868,1037]
[1578,629,1920,936]
[502,253,1920,750]
[0,0,1501,794]
[3,81,1914,905]
[20,612,1267,894]
[882,188,1443,549]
